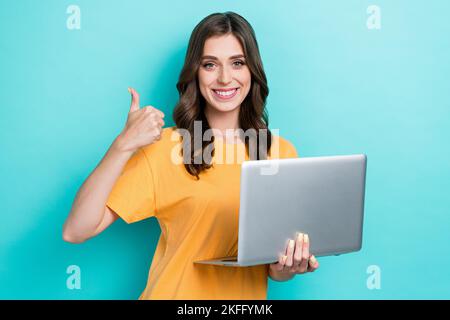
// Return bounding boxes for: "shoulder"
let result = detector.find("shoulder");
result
[270,134,298,159]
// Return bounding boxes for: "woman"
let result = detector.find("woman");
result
[63,12,319,300]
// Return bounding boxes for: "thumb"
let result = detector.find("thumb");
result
[128,87,140,112]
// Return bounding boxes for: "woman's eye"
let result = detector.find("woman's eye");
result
[203,63,215,69]
[233,60,245,67]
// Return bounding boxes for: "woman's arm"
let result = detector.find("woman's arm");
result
[62,88,164,243]
[62,136,133,243]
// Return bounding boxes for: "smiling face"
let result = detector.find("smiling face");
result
[198,33,252,115]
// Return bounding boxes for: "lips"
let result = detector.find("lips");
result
[211,88,239,100]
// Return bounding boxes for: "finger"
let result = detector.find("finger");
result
[128,87,140,112]
[153,118,164,130]
[142,105,165,119]
[299,233,310,272]
[280,255,288,272]
[153,114,165,128]
[274,253,287,272]
[142,108,164,126]
[142,105,157,114]
[156,109,165,118]
[303,233,310,259]
[308,255,319,272]
[293,232,304,268]
[154,133,162,141]
[285,239,295,269]
[152,126,162,138]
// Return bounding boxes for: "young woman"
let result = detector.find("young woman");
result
[63,12,319,300]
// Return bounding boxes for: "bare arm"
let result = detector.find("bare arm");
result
[62,137,133,243]
[62,88,164,243]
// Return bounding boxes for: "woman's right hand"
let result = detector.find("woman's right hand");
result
[115,87,165,154]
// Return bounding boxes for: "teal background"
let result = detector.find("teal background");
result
[1,0,449,299]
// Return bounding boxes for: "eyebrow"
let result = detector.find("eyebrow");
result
[201,54,246,60]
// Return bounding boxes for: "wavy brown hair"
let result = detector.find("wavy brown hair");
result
[173,12,272,179]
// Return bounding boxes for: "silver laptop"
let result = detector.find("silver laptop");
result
[194,154,367,267]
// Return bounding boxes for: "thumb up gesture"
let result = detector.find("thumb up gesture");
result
[116,87,165,154]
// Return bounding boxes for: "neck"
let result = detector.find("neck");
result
[204,104,240,136]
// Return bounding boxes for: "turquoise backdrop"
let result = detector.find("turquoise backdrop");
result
[1,0,449,299]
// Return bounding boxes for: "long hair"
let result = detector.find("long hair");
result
[173,12,272,179]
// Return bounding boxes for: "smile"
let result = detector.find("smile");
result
[211,88,239,100]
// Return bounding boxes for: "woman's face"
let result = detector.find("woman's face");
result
[198,33,251,114]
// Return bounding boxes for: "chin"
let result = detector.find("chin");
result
[208,101,241,113]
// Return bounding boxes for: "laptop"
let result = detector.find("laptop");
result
[194,154,367,267]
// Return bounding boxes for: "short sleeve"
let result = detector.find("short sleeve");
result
[270,136,299,159]
[282,139,299,159]
[106,148,156,224]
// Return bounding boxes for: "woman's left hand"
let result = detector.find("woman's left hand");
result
[269,232,319,277]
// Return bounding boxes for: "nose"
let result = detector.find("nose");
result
[217,66,232,85]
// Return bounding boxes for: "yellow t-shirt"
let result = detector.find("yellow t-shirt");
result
[106,126,298,300]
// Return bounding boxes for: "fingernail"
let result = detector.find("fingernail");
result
[297,232,304,242]
[289,240,295,248]
[304,234,309,243]
[128,87,131,93]
[283,255,288,263]
[310,255,316,264]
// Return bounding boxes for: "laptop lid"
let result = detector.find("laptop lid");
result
[236,154,367,267]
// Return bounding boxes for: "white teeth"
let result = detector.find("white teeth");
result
[214,89,237,97]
